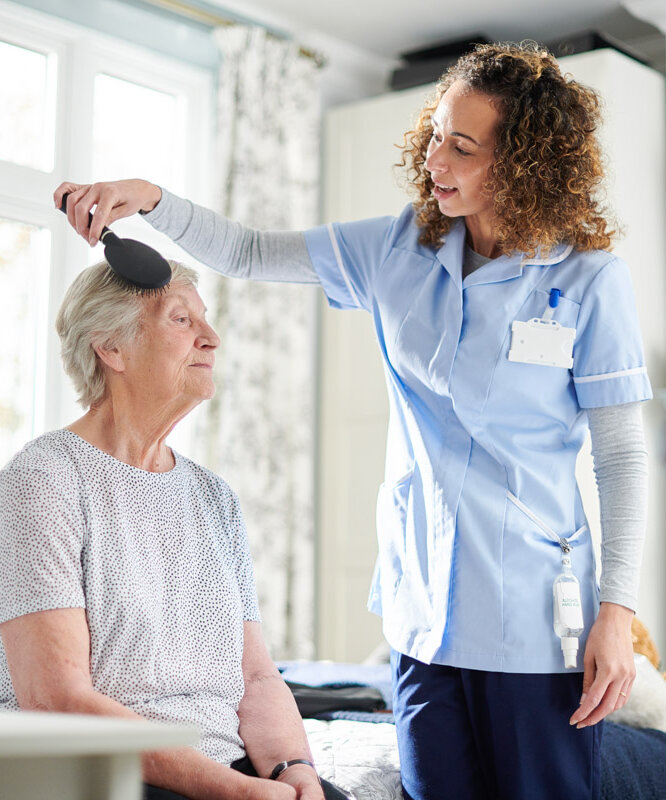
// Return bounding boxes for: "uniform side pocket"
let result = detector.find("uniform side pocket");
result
[503,492,597,661]
[376,468,414,598]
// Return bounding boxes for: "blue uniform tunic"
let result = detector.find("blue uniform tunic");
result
[304,206,652,673]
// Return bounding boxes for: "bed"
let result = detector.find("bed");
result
[279,657,666,800]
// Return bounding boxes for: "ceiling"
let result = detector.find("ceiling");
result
[208,0,663,64]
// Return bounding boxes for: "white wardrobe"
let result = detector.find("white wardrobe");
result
[316,49,666,662]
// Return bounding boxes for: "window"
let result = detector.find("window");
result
[0,39,57,172]
[93,74,182,186]
[0,3,212,465]
[0,218,50,456]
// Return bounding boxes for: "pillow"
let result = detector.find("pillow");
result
[608,654,666,732]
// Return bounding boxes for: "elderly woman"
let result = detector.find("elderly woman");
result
[0,261,346,800]
[56,42,650,800]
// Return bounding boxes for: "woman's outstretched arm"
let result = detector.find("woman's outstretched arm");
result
[53,180,318,284]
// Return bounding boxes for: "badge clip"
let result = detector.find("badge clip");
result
[508,288,575,369]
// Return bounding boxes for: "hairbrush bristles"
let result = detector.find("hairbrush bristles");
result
[107,270,171,297]
[139,284,171,298]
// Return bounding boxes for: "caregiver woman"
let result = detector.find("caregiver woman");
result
[56,43,650,800]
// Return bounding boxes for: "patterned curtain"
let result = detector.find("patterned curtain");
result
[194,25,319,659]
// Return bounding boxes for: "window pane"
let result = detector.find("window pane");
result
[93,74,180,188]
[0,219,51,464]
[0,40,56,172]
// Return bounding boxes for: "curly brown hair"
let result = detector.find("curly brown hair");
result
[398,42,616,255]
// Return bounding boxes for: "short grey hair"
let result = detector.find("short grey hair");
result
[56,259,199,408]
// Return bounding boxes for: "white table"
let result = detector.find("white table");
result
[0,711,198,800]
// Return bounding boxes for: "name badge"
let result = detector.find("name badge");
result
[508,318,575,369]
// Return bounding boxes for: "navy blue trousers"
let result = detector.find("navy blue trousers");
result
[392,651,603,800]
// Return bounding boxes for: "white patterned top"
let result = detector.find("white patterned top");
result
[0,429,260,765]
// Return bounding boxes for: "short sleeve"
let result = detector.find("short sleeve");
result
[573,256,652,408]
[226,491,261,623]
[303,215,397,311]
[0,458,86,625]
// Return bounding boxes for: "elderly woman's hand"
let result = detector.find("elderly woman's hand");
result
[569,602,636,728]
[53,179,162,246]
[276,764,326,800]
[246,778,298,800]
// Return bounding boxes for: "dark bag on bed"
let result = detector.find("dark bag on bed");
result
[286,680,387,718]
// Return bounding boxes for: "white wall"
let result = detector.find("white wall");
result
[317,84,434,661]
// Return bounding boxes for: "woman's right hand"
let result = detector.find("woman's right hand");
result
[53,179,162,246]
[245,778,298,800]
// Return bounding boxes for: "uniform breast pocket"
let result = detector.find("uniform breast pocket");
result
[489,289,581,418]
[509,289,579,366]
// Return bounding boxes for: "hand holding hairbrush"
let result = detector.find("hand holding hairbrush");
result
[59,192,172,296]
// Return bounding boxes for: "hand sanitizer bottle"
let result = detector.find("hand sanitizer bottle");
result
[553,545,584,669]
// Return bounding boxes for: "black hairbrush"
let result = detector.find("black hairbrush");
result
[60,193,172,296]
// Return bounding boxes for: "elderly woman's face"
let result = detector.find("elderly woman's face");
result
[120,283,219,407]
[425,80,501,223]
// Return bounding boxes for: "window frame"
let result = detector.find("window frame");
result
[0,0,213,440]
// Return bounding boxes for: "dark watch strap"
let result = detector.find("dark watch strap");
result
[269,758,316,780]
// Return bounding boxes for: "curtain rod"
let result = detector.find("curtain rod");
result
[141,0,325,67]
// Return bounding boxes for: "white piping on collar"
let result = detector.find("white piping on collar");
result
[521,243,574,267]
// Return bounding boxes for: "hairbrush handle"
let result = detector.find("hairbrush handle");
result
[60,192,116,243]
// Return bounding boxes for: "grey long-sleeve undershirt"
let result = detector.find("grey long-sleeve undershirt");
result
[145,188,649,611]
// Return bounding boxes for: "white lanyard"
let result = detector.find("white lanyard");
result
[507,491,585,668]
[506,491,586,554]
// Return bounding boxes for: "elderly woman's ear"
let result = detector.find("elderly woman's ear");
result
[93,342,126,374]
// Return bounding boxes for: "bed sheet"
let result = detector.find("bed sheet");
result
[304,718,402,800]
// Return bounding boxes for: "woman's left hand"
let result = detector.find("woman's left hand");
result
[277,764,325,800]
[569,602,635,728]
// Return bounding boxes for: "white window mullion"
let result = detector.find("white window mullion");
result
[49,35,96,430]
